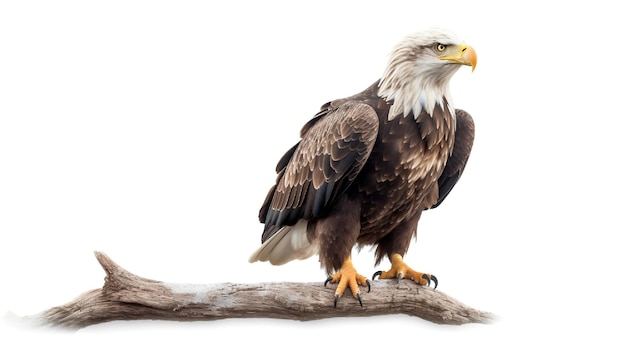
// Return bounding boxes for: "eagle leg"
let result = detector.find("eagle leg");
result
[324,257,370,307]
[372,253,438,289]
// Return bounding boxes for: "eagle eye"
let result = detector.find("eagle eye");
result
[435,43,447,52]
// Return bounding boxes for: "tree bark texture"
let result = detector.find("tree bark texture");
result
[31,252,493,329]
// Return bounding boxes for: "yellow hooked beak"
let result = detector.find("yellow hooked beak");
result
[440,44,477,72]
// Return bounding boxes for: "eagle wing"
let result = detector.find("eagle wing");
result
[429,108,475,209]
[259,101,379,242]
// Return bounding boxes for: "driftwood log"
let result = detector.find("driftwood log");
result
[29,252,493,329]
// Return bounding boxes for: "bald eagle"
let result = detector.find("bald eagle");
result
[249,28,477,306]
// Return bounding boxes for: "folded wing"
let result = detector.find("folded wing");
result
[259,101,380,242]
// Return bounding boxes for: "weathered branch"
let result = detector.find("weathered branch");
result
[28,252,493,329]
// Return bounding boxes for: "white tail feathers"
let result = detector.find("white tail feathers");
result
[248,220,318,265]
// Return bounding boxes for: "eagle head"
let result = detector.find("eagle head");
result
[378,28,477,120]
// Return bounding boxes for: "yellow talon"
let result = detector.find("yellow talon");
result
[372,254,438,288]
[324,257,370,307]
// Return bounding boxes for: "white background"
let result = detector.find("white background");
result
[1,0,625,349]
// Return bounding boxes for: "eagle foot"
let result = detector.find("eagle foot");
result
[324,259,370,307]
[372,254,438,289]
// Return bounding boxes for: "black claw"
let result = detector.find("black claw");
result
[356,293,363,307]
[334,294,339,308]
[421,273,431,287]
[366,279,371,293]
[397,272,403,281]
[431,275,438,290]
[324,276,333,287]
[372,271,382,280]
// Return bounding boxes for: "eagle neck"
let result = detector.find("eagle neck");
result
[377,56,461,122]
[378,77,455,122]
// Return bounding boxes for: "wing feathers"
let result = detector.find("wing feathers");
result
[259,101,379,242]
[429,109,475,208]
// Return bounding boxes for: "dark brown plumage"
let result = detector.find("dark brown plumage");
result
[250,28,477,305]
